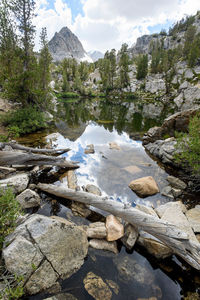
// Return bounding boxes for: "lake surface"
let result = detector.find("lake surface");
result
[20,98,200,300]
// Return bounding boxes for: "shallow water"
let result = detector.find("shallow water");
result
[21,98,200,300]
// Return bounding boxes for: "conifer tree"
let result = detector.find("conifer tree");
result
[136,54,148,80]
[38,27,52,106]
[119,44,130,89]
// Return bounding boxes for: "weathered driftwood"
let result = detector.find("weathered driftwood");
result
[38,183,200,270]
[0,151,79,169]
[0,142,70,155]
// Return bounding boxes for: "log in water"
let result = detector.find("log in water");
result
[37,183,200,270]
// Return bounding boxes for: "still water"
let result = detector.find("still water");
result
[20,98,199,300]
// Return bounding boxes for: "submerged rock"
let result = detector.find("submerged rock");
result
[83,272,112,300]
[86,184,102,196]
[123,165,142,175]
[129,176,159,197]
[114,256,154,284]
[106,280,119,295]
[109,142,121,150]
[106,215,124,241]
[16,189,41,208]
[84,144,95,154]
[137,231,173,259]
[3,214,88,295]
[167,176,187,190]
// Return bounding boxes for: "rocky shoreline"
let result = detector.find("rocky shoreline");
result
[0,137,200,299]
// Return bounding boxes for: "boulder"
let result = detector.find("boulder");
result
[184,69,194,79]
[145,138,177,165]
[16,189,41,208]
[89,239,118,254]
[161,186,174,199]
[83,272,112,300]
[84,144,95,154]
[121,224,138,250]
[86,184,102,196]
[113,256,154,284]
[174,92,184,109]
[0,173,29,194]
[145,77,166,94]
[179,81,189,90]
[161,205,198,243]
[109,142,121,150]
[155,201,187,218]
[106,215,124,241]
[167,176,187,190]
[71,202,91,218]
[3,214,88,295]
[137,231,173,259]
[185,205,200,233]
[129,176,159,197]
[86,222,107,239]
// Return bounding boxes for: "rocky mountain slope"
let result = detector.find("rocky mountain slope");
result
[88,50,104,62]
[129,13,200,56]
[48,26,92,62]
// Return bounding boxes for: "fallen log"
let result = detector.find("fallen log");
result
[0,142,70,155]
[38,183,200,270]
[0,151,79,169]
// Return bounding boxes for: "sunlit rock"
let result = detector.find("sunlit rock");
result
[106,215,124,241]
[129,176,159,197]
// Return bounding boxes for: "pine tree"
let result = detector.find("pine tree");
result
[119,44,130,89]
[10,0,37,104]
[38,27,52,106]
[136,54,148,80]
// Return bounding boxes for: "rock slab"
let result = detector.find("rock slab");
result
[3,214,88,295]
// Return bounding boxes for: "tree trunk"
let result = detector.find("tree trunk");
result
[0,151,78,169]
[0,142,70,155]
[37,183,200,270]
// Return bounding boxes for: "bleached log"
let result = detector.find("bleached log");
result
[0,151,79,169]
[0,142,70,155]
[37,183,200,270]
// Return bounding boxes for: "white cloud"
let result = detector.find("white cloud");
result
[34,0,200,53]
[33,0,72,50]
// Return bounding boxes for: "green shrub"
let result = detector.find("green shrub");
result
[175,113,200,173]
[0,271,24,300]
[0,188,22,250]
[2,106,47,137]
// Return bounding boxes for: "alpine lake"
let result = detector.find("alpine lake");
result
[17,97,200,300]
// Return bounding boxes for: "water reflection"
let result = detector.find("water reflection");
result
[49,121,168,208]
[56,98,163,138]
[22,98,200,300]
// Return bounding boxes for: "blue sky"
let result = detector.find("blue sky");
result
[34,0,200,52]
